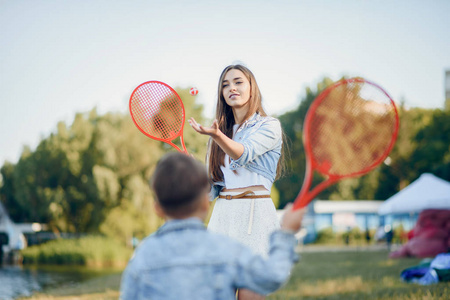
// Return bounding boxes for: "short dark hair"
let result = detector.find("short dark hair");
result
[151,152,210,218]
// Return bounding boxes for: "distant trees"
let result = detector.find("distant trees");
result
[1,81,449,240]
[275,79,450,207]
[0,88,208,243]
[275,77,337,208]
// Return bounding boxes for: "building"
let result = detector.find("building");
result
[278,200,383,243]
[311,200,382,231]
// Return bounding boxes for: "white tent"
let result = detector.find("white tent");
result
[378,173,450,215]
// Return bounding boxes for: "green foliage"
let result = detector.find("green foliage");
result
[315,227,374,245]
[410,109,450,180]
[175,88,210,158]
[21,235,132,267]
[100,199,163,246]
[0,88,208,237]
[275,77,338,207]
[349,227,362,241]
[0,162,19,218]
[315,227,335,244]
[1,78,449,238]
[392,225,408,244]
[276,79,450,206]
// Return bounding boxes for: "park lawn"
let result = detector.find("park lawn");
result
[23,250,449,300]
[270,250,449,300]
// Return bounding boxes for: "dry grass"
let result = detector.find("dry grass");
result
[269,250,449,300]
[19,273,121,300]
[21,250,450,300]
[20,290,119,300]
[287,276,369,296]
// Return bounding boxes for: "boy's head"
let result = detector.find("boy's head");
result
[151,152,210,219]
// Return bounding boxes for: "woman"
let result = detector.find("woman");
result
[189,64,285,300]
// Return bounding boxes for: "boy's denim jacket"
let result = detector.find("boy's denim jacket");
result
[120,218,298,300]
[209,112,282,201]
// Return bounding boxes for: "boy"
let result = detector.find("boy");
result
[120,153,305,299]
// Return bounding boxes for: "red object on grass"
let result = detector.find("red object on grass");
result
[406,238,447,258]
[416,227,448,240]
[389,209,450,258]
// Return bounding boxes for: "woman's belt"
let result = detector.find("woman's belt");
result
[218,190,271,235]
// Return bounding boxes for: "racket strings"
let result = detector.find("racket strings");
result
[130,83,184,140]
[308,81,397,176]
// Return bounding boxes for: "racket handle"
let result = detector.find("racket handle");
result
[180,135,188,154]
[293,194,312,210]
[293,177,338,210]
[166,141,189,155]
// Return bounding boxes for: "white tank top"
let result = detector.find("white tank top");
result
[220,124,272,191]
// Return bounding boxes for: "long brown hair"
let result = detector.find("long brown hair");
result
[208,64,285,183]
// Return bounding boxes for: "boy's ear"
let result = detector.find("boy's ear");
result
[154,201,166,218]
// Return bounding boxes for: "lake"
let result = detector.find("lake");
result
[0,265,120,300]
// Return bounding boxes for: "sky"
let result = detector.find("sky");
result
[1,0,449,165]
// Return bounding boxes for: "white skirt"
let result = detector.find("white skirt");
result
[207,190,280,257]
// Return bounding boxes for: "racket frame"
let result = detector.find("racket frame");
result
[129,81,188,154]
[294,78,399,209]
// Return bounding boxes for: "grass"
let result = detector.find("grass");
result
[270,250,449,300]
[21,272,121,300]
[21,236,133,268]
[21,249,449,300]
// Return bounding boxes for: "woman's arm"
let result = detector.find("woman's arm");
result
[188,118,244,160]
[230,118,282,168]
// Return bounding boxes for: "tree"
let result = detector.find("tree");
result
[410,109,450,181]
[0,88,208,238]
[0,162,18,218]
[373,106,439,199]
[275,77,336,207]
[276,77,450,205]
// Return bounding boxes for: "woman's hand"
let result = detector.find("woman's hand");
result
[188,117,244,160]
[188,118,220,138]
[281,204,306,233]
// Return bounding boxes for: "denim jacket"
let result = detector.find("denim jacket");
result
[209,113,282,201]
[120,218,298,300]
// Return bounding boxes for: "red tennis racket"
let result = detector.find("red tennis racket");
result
[293,78,399,210]
[129,81,188,153]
